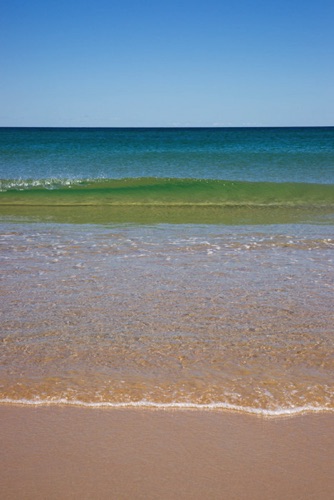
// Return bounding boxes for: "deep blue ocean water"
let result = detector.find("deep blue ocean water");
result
[1,127,334,183]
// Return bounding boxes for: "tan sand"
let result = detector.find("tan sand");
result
[1,406,333,500]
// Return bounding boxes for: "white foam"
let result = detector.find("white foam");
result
[0,398,333,418]
[0,177,87,192]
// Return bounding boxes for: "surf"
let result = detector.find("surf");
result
[1,177,334,207]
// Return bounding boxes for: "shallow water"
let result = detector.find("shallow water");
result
[1,127,333,416]
[1,222,333,415]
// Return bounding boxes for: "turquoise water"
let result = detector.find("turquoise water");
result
[1,127,334,184]
[1,128,333,415]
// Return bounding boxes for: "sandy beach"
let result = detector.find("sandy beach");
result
[1,406,333,499]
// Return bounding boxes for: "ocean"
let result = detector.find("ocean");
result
[1,127,333,416]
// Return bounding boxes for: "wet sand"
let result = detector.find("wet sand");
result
[1,407,333,499]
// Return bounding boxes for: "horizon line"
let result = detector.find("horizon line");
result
[1,125,333,129]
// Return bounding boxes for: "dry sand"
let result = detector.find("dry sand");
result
[1,406,333,499]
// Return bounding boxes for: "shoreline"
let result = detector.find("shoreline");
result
[1,406,333,499]
[1,399,333,418]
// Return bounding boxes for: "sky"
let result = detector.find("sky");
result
[1,0,333,127]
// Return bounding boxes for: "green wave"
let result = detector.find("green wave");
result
[1,177,334,207]
[1,178,333,224]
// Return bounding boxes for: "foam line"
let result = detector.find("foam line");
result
[0,398,333,417]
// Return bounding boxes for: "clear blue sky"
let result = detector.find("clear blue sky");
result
[1,0,333,126]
